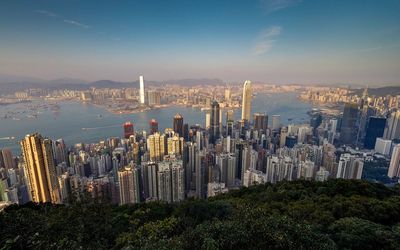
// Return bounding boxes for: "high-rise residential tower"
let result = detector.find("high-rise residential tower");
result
[147,132,166,162]
[388,144,400,178]
[384,110,400,140]
[118,166,141,204]
[139,75,145,105]
[20,133,60,203]
[241,80,252,121]
[254,113,268,131]
[1,149,15,169]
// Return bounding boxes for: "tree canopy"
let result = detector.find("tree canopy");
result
[1,179,400,249]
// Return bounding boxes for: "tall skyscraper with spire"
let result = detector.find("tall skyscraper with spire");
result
[241,80,252,121]
[139,75,145,105]
[20,133,60,203]
[209,101,220,144]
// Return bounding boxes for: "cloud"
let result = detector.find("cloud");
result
[352,44,400,54]
[35,10,60,18]
[260,0,302,14]
[63,19,91,29]
[34,10,91,29]
[356,46,384,53]
[252,26,282,55]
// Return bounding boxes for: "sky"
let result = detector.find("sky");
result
[1,0,400,85]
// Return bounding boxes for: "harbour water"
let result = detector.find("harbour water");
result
[0,92,313,154]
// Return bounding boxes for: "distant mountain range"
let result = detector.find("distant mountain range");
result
[353,86,400,96]
[0,74,89,85]
[0,74,227,94]
[0,74,399,96]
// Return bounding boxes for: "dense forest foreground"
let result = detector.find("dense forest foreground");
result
[1,179,400,249]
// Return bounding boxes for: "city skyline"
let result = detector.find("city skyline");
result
[1,72,400,248]
[1,0,400,84]
[1,1,400,248]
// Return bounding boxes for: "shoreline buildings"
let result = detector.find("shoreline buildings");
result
[3,78,400,207]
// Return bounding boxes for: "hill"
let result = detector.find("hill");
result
[0,77,224,95]
[1,179,400,249]
[353,86,400,97]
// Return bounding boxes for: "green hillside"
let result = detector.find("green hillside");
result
[1,179,400,249]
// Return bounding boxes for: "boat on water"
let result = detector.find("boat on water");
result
[0,136,15,140]
[27,114,38,119]
[51,104,60,111]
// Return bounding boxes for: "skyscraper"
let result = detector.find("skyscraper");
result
[388,144,400,178]
[241,80,252,121]
[0,151,4,169]
[310,112,322,133]
[357,106,376,145]
[147,132,166,162]
[226,109,234,123]
[139,75,145,105]
[224,88,231,102]
[183,123,189,141]
[195,150,207,198]
[142,162,158,200]
[336,154,364,179]
[340,102,359,145]
[205,112,211,129]
[216,153,236,188]
[173,113,184,136]
[157,160,184,203]
[118,166,141,204]
[170,160,185,202]
[20,133,60,203]
[384,111,400,140]
[271,115,281,131]
[374,138,392,156]
[364,117,386,149]
[123,122,134,139]
[1,149,15,169]
[209,101,220,144]
[149,119,158,134]
[53,139,68,165]
[147,90,161,106]
[167,134,184,156]
[253,113,268,131]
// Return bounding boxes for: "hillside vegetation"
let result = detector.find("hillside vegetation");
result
[1,179,400,249]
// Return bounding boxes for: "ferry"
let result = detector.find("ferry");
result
[0,137,15,140]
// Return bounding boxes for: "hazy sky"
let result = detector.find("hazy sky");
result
[1,0,400,84]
